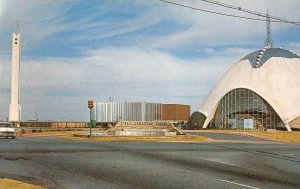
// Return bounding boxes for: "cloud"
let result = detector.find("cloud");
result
[0,46,248,121]
[1,0,299,55]
[0,0,81,53]
[0,1,7,17]
[143,0,300,49]
[287,42,300,55]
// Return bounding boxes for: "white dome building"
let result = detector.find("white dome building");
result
[194,46,300,131]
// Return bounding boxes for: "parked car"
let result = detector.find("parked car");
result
[0,122,16,139]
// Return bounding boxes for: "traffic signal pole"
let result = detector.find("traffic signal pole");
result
[88,99,94,138]
[89,108,92,138]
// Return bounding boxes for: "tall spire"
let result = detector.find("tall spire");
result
[265,10,273,47]
[16,20,19,33]
[9,29,21,123]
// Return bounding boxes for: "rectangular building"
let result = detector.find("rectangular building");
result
[96,102,162,122]
[162,104,190,123]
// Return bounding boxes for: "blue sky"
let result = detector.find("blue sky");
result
[0,0,299,121]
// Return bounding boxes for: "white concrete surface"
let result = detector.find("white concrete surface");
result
[9,32,21,122]
[199,47,300,130]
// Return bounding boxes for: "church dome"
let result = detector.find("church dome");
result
[197,47,300,131]
[240,47,299,68]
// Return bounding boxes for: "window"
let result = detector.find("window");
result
[211,88,282,130]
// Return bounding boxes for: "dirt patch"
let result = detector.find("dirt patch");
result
[58,135,208,143]
[246,131,300,143]
[183,130,300,143]
[3,156,28,161]
[0,155,28,161]
[21,130,89,137]
[0,178,45,189]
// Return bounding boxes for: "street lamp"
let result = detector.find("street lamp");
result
[34,112,39,129]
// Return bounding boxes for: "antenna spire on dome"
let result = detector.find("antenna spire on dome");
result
[265,10,273,47]
[15,20,19,33]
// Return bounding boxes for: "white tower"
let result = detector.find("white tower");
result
[9,32,21,122]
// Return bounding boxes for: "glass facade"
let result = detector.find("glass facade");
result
[210,88,283,130]
[96,102,162,122]
[189,112,206,130]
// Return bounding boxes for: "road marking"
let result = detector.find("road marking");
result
[204,158,236,166]
[216,179,260,189]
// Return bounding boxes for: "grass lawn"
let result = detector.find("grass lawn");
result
[0,178,45,189]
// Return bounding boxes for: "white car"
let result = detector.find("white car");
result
[0,122,16,139]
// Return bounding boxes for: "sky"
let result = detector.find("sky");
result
[0,0,299,121]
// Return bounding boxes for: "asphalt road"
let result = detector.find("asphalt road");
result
[0,135,299,189]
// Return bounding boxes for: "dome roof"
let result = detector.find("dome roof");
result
[240,47,299,68]
[198,47,300,130]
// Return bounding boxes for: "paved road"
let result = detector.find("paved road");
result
[0,136,299,189]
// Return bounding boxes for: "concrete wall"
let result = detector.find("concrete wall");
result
[20,121,87,128]
[114,129,176,136]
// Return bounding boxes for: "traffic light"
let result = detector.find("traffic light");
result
[88,100,93,109]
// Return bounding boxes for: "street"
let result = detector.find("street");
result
[0,134,299,189]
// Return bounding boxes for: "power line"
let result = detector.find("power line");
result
[158,0,268,22]
[198,0,300,25]
[158,0,300,26]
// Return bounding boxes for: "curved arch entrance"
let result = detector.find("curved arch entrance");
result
[210,88,284,130]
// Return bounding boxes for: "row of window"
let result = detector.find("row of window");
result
[211,88,283,129]
[96,102,162,122]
